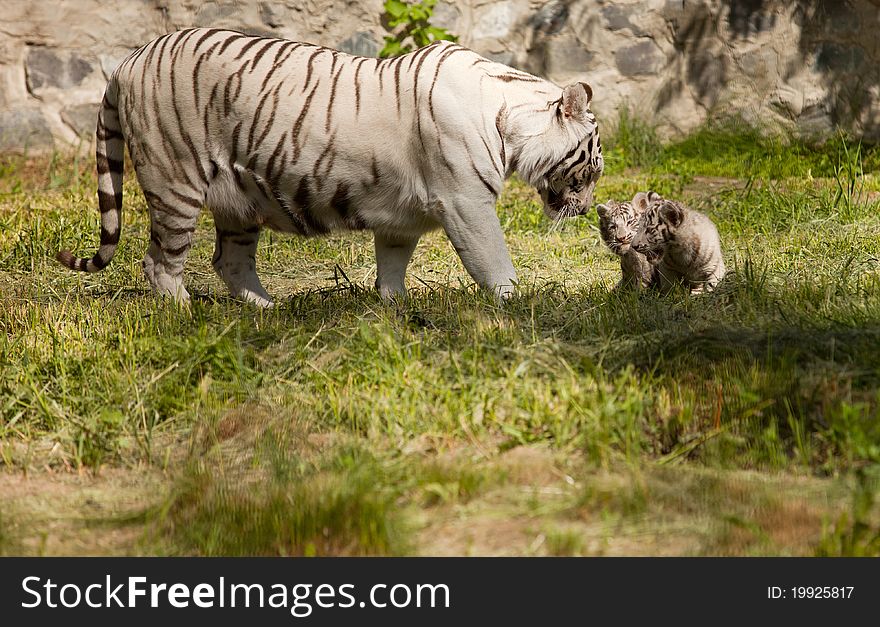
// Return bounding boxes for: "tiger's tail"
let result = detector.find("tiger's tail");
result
[57,79,124,272]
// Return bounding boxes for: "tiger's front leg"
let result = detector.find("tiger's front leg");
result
[211,213,273,308]
[441,198,518,299]
[374,232,419,300]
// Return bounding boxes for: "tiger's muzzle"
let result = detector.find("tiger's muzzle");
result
[541,169,601,221]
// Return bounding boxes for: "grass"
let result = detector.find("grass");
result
[1,116,879,555]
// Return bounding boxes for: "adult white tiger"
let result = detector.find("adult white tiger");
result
[58,28,604,306]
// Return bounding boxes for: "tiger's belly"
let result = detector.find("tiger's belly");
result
[204,162,439,238]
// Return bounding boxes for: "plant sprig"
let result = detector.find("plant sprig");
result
[379,0,458,58]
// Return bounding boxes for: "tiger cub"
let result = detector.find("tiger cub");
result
[596,192,655,290]
[631,195,726,294]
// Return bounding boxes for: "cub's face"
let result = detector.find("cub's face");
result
[631,199,684,263]
[596,200,640,255]
[596,191,653,255]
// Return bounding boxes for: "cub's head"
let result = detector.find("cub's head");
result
[537,83,604,221]
[631,195,685,263]
[596,192,652,255]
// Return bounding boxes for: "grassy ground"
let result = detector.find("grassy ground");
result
[1,121,880,556]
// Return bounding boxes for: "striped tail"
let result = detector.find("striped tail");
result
[57,80,124,273]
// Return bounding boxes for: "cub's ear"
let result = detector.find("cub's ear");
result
[659,201,684,227]
[631,192,649,212]
[560,82,593,120]
[596,203,609,218]
[647,191,663,203]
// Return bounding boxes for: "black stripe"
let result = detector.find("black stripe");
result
[326,64,344,133]
[471,159,498,197]
[153,32,174,86]
[100,226,121,245]
[231,120,244,161]
[218,33,247,56]
[371,155,380,185]
[143,191,192,219]
[247,38,279,71]
[393,56,403,115]
[247,87,275,153]
[293,177,327,235]
[170,53,209,185]
[95,153,124,174]
[96,125,123,141]
[259,41,298,93]
[169,189,203,209]
[302,48,324,93]
[233,36,263,62]
[291,82,320,161]
[478,134,502,176]
[193,41,222,109]
[428,47,468,120]
[353,57,367,116]
[332,182,351,219]
[563,150,587,177]
[312,133,337,178]
[192,28,224,53]
[266,131,287,185]
[489,74,541,83]
[163,243,190,257]
[98,190,122,213]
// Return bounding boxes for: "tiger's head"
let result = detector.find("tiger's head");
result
[534,83,604,221]
[631,194,684,263]
[596,192,651,255]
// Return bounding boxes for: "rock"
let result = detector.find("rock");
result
[337,31,379,58]
[726,2,777,37]
[486,51,515,66]
[769,85,804,118]
[544,35,595,79]
[615,40,664,77]
[529,1,568,36]
[432,1,460,33]
[815,43,865,74]
[61,103,100,138]
[260,2,285,29]
[99,52,131,80]
[26,47,95,92]
[602,5,643,35]
[797,101,834,139]
[0,107,54,153]
[193,2,240,27]
[473,1,515,40]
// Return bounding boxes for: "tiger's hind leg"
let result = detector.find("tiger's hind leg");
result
[141,188,202,303]
[211,213,273,308]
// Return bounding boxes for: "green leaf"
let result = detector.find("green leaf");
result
[425,26,453,41]
[384,0,408,19]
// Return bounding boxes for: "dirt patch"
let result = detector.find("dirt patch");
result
[0,467,167,556]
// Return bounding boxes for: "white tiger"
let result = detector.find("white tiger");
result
[57,28,604,306]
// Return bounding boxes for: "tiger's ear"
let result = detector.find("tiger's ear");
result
[596,203,609,218]
[647,191,663,203]
[560,82,593,120]
[631,192,649,212]
[659,201,684,227]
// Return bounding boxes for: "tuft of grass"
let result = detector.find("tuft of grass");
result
[602,104,663,172]
[815,468,880,557]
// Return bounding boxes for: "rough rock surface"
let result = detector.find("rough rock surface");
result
[1,0,879,152]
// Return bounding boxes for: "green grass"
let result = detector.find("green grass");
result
[1,123,880,555]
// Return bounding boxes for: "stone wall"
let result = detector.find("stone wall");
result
[2,0,879,153]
